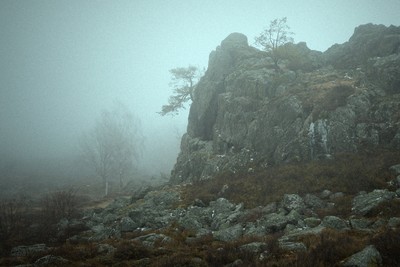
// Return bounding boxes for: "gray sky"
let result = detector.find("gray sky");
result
[1,0,400,175]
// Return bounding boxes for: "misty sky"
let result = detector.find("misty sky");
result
[1,0,400,175]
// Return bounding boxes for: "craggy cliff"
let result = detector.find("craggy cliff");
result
[171,24,400,183]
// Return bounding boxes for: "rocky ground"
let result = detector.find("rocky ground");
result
[2,23,400,266]
[3,159,400,266]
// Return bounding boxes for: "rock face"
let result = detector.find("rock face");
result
[171,24,400,183]
[325,23,400,69]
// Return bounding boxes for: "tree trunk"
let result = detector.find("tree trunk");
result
[105,181,109,196]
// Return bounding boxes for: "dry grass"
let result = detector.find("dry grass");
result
[181,149,399,210]
[295,228,368,267]
[2,149,400,266]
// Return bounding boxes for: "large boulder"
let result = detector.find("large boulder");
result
[213,223,243,241]
[342,245,382,267]
[352,189,396,216]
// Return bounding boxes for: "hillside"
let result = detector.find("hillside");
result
[2,23,400,267]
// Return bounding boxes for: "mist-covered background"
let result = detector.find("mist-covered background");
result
[1,0,400,183]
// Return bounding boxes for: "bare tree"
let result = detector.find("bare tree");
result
[80,102,143,195]
[255,17,294,69]
[159,65,201,116]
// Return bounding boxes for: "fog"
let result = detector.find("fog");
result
[1,0,399,186]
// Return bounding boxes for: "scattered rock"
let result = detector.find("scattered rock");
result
[239,242,267,254]
[282,194,306,212]
[134,233,172,247]
[390,164,400,175]
[322,216,349,230]
[342,245,382,267]
[388,217,400,228]
[349,218,373,230]
[120,216,139,232]
[352,189,396,215]
[320,190,332,199]
[213,224,243,241]
[260,212,298,232]
[329,192,345,199]
[11,244,48,257]
[225,259,244,267]
[304,194,326,209]
[395,176,400,188]
[304,217,321,228]
[97,243,116,255]
[279,240,307,252]
[34,255,69,266]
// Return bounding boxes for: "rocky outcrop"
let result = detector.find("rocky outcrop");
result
[171,24,400,184]
[325,23,400,69]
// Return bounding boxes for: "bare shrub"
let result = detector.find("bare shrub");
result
[41,188,79,224]
[0,196,30,255]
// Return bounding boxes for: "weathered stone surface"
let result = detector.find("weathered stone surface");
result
[325,23,400,69]
[320,189,332,199]
[352,189,396,215]
[282,194,306,212]
[134,233,172,247]
[304,217,321,228]
[225,259,244,267]
[349,218,374,230]
[142,189,180,209]
[34,255,69,266]
[239,242,267,254]
[97,243,116,255]
[120,216,139,232]
[213,224,243,241]
[367,54,400,93]
[243,222,267,237]
[304,194,326,209]
[388,217,400,228]
[322,216,349,230]
[278,239,307,252]
[390,164,400,175]
[330,192,345,200]
[259,210,300,232]
[342,245,382,267]
[11,244,48,257]
[170,24,400,184]
[88,223,121,241]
